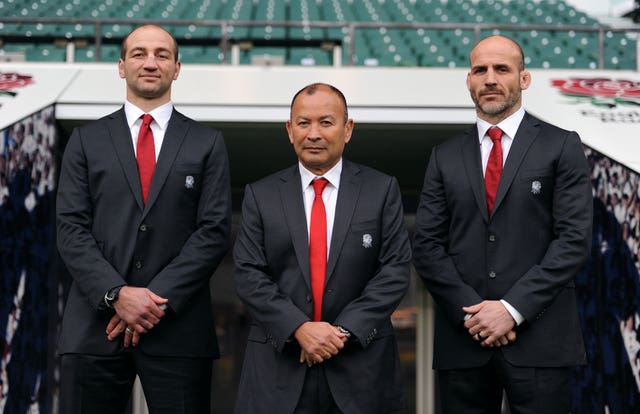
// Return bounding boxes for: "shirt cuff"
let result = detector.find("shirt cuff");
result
[500,299,524,326]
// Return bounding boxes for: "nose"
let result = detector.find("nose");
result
[143,55,159,69]
[485,68,497,85]
[306,123,321,140]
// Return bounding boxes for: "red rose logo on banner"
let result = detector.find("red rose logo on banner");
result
[551,78,640,108]
[0,72,34,97]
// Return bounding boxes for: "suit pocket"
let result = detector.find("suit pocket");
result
[519,167,553,180]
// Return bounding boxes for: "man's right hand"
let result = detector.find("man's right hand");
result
[112,286,168,335]
[294,322,347,366]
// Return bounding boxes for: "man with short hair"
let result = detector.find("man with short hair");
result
[56,24,231,413]
[413,35,592,413]
[234,83,411,413]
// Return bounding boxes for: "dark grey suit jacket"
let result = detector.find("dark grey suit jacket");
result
[56,107,231,357]
[413,112,592,370]
[234,160,411,414]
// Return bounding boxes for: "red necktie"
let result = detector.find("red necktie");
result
[485,127,504,215]
[310,178,329,322]
[136,114,156,204]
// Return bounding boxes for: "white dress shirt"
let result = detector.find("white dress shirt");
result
[299,159,342,258]
[124,100,174,161]
[475,107,526,326]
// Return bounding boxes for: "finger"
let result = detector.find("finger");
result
[132,332,140,347]
[107,321,127,341]
[106,315,121,334]
[124,326,133,347]
[134,323,149,334]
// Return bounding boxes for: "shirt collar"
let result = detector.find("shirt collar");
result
[476,107,525,144]
[124,101,174,131]
[299,159,343,190]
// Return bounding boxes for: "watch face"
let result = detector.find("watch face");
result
[107,287,120,302]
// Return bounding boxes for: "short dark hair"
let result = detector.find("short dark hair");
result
[290,83,349,124]
[120,24,179,62]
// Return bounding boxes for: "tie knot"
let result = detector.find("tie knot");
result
[141,114,153,126]
[312,178,329,196]
[487,127,503,143]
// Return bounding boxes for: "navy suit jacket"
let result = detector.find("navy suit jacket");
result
[56,107,231,357]
[233,160,411,414]
[413,112,592,369]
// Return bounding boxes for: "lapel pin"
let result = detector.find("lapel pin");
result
[362,234,373,248]
[185,175,194,189]
[531,180,542,195]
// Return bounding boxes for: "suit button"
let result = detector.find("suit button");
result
[488,271,496,278]
[306,294,312,303]
[135,261,142,269]
[488,234,496,242]
[140,224,147,232]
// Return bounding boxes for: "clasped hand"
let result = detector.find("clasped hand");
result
[463,300,517,348]
[294,321,349,367]
[105,286,168,347]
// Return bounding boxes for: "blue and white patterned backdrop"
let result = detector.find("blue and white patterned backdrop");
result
[0,106,56,414]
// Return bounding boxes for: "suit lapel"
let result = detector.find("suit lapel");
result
[493,113,539,214]
[279,166,312,290]
[461,127,489,222]
[143,109,189,217]
[107,108,144,211]
[326,161,362,283]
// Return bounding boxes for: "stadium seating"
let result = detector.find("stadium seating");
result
[0,0,637,69]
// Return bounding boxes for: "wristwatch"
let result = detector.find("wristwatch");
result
[337,326,352,339]
[104,286,123,308]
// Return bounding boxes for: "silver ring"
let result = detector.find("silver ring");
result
[126,327,134,334]
[476,333,483,341]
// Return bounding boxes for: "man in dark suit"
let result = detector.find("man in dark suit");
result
[412,35,592,413]
[56,24,231,413]
[234,83,411,414]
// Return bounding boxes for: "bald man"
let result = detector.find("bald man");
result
[413,35,592,413]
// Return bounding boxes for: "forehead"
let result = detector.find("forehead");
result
[125,27,175,52]
[292,88,343,116]
[470,38,520,67]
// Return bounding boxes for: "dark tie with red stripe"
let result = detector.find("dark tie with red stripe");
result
[136,114,156,204]
[485,127,504,215]
[310,178,329,322]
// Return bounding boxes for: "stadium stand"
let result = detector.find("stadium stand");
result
[0,0,637,69]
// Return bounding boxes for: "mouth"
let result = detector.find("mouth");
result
[304,146,326,152]
[480,90,503,99]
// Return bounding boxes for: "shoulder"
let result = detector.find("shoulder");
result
[172,110,223,137]
[432,125,474,155]
[342,160,400,191]
[248,165,298,189]
[523,112,575,139]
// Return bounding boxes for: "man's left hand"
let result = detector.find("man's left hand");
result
[462,300,516,347]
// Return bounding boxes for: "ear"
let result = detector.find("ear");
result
[173,60,182,80]
[520,70,531,91]
[466,72,472,91]
[285,120,294,144]
[343,119,354,144]
[118,59,126,79]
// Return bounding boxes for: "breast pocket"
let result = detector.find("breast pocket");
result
[347,220,380,257]
[519,168,554,199]
[173,163,202,193]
